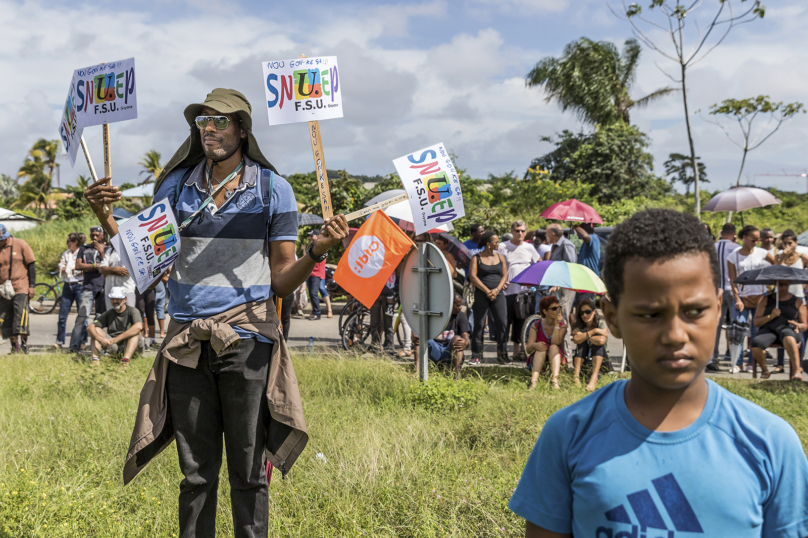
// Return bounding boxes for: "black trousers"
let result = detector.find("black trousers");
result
[471,289,507,355]
[0,294,29,339]
[505,293,526,344]
[136,288,156,328]
[167,338,271,538]
[370,295,393,349]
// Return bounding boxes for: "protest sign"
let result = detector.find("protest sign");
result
[112,199,180,293]
[262,56,342,125]
[58,80,83,167]
[392,143,465,236]
[262,55,343,219]
[70,58,137,128]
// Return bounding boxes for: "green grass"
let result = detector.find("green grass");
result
[0,353,806,537]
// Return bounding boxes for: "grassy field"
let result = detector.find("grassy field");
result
[0,353,806,537]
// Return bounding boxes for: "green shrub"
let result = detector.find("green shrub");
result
[405,375,487,411]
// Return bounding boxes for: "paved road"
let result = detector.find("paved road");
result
[5,302,805,381]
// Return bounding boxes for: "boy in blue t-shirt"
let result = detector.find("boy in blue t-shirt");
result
[509,209,808,538]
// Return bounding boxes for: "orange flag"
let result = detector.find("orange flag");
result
[335,211,414,308]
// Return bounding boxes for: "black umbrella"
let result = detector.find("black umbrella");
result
[298,213,324,226]
[433,233,472,267]
[734,265,808,307]
[112,207,134,221]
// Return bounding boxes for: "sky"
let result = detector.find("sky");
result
[1,0,806,194]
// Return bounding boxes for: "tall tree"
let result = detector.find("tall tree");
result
[664,153,708,194]
[0,174,19,207]
[527,122,671,204]
[615,0,766,218]
[526,37,677,125]
[17,139,60,217]
[138,150,163,185]
[705,96,804,187]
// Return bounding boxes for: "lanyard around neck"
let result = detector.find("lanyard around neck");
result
[178,160,244,232]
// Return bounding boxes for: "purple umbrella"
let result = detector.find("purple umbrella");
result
[702,187,781,212]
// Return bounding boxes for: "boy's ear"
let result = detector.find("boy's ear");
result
[601,295,622,339]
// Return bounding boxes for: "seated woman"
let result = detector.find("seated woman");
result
[570,298,609,392]
[524,296,567,390]
[751,280,807,380]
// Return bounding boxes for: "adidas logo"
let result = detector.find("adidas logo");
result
[596,473,704,538]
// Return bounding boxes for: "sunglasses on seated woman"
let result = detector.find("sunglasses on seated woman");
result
[546,306,559,312]
[579,309,594,316]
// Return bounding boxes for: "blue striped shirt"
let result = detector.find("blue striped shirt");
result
[154,157,298,340]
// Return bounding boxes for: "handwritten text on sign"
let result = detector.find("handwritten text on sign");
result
[393,143,465,235]
[262,56,343,125]
[116,198,180,293]
[70,57,137,129]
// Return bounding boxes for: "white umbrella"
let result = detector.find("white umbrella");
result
[365,189,406,207]
[383,200,453,232]
[702,187,781,212]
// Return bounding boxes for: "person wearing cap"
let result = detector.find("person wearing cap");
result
[306,230,332,320]
[85,88,349,537]
[70,225,108,352]
[0,224,36,354]
[87,286,144,368]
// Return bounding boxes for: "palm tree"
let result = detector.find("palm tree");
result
[17,139,60,217]
[138,150,162,185]
[526,38,677,125]
[0,174,19,207]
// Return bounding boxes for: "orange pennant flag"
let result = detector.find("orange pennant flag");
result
[335,211,415,308]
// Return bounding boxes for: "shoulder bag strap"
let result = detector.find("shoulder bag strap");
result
[261,169,275,256]
[8,240,13,282]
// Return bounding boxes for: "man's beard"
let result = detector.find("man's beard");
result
[202,133,242,162]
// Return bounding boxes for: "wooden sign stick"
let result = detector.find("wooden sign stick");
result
[80,135,111,215]
[308,120,333,219]
[343,193,409,222]
[298,54,334,220]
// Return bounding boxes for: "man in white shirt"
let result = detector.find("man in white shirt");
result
[710,223,739,371]
[498,220,540,362]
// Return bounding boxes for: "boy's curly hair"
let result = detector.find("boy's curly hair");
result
[602,209,720,306]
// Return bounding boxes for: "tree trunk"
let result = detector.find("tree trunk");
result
[680,63,700,219]
[735,148,748,188]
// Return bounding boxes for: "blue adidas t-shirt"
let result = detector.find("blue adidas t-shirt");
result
[509,379,808,537]
[154,157,298,340]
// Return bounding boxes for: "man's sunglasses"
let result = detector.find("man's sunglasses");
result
[195,116,233,130]
[580,309,594,316]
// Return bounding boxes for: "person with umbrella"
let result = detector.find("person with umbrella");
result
[524,295,566,390]
[727,225,775,373]
[750,280,807,380]
[773,229,808,371]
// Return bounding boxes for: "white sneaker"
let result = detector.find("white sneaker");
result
[730,366,740,374]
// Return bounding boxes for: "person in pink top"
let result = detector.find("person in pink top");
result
[525,295,567,390]
[306,230,332,320]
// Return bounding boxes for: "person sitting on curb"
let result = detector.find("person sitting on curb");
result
[413,294,471,379]
[87,286,144,369]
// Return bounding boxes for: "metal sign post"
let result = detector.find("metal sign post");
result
[401,243,454,382]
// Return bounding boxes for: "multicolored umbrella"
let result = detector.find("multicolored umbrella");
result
[540,199,603,224]
[512,260,606,294]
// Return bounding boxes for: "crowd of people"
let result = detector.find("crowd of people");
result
[52,225,169,368]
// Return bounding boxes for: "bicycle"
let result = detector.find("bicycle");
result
[30,271,64,315]
[340,297,405,352]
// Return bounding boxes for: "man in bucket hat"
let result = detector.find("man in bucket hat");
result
[85,88,349,537]
[0,224,36,354]
[87,286,144,369]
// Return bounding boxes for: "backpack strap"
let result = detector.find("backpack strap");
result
[174,167,195,206]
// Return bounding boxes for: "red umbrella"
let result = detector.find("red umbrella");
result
[540,199,603,224]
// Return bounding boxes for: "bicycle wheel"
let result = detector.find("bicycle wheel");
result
[341,310,372,351]
[338,298,362,333]
[30,283,59,314]
[520,314,542,352]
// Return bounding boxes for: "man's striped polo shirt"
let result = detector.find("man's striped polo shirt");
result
[154,156,298,340]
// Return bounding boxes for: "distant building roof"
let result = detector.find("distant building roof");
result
[0,208,43,221]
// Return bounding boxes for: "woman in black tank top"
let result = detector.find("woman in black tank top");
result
[751,280,807,380]
[468,231,509,364]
